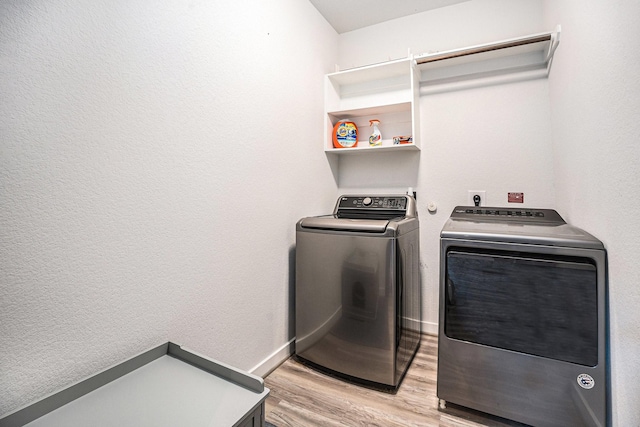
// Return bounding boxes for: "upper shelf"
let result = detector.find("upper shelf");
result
[325,57,416,113]
[327,57,413,88]
[415,26,561,91]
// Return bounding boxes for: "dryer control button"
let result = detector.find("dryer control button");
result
[362,197,372,206]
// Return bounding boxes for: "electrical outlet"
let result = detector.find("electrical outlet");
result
[468,190,486,206]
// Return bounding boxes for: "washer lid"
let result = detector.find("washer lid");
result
[299,216,389,233]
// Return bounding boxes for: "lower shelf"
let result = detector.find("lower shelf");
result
[325,143,420,154]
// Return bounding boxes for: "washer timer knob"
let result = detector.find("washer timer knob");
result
[362,197,373,206]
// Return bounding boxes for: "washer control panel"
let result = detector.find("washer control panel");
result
[337,196,407,210]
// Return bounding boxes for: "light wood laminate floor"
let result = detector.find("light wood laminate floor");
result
[264,334,525,427]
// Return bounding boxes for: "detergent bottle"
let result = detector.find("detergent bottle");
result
[332,120,358,148]
[369,119,381,147]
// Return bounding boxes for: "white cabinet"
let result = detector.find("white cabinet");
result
[324,58,421,154]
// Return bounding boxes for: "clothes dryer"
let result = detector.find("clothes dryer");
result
[438,207,607,427]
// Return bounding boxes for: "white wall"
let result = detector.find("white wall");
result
[334,0,552,334]
[543,2,640,426]
[337,0,543,69]
[0,0,338,416]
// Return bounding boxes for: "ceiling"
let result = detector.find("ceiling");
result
[309,0,470,34]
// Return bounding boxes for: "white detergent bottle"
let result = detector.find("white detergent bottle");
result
[369,119,381,147]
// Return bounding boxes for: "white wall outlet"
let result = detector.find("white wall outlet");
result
[468,190,486,206]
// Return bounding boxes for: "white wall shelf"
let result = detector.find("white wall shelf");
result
[323,27,560,156]
[416,26,561,93]
[324,58,421,155]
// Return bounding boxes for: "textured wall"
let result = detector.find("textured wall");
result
[337,0,544,69]
[543,1,640,425]
[0,0,338,416]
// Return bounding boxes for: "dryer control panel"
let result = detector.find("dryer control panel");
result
[450,206,565,224]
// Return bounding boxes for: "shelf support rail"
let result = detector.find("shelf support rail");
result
[415,26,561,68]
[545,25,562,73]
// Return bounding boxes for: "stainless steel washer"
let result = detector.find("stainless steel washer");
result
[439,207,607,427]
[295,195,421,391]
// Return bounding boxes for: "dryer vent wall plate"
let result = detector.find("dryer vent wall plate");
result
[467,191,486,206]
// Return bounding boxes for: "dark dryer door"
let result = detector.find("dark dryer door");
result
[445,249,598,366]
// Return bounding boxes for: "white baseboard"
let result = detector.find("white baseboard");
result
[421,320,438,336]
[406,317,438,336]
[249,338,295,378]
[250,320,438,379]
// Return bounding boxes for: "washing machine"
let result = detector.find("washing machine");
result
[295,195,421,391]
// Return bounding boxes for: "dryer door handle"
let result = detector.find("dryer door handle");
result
[446,278,457,306]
